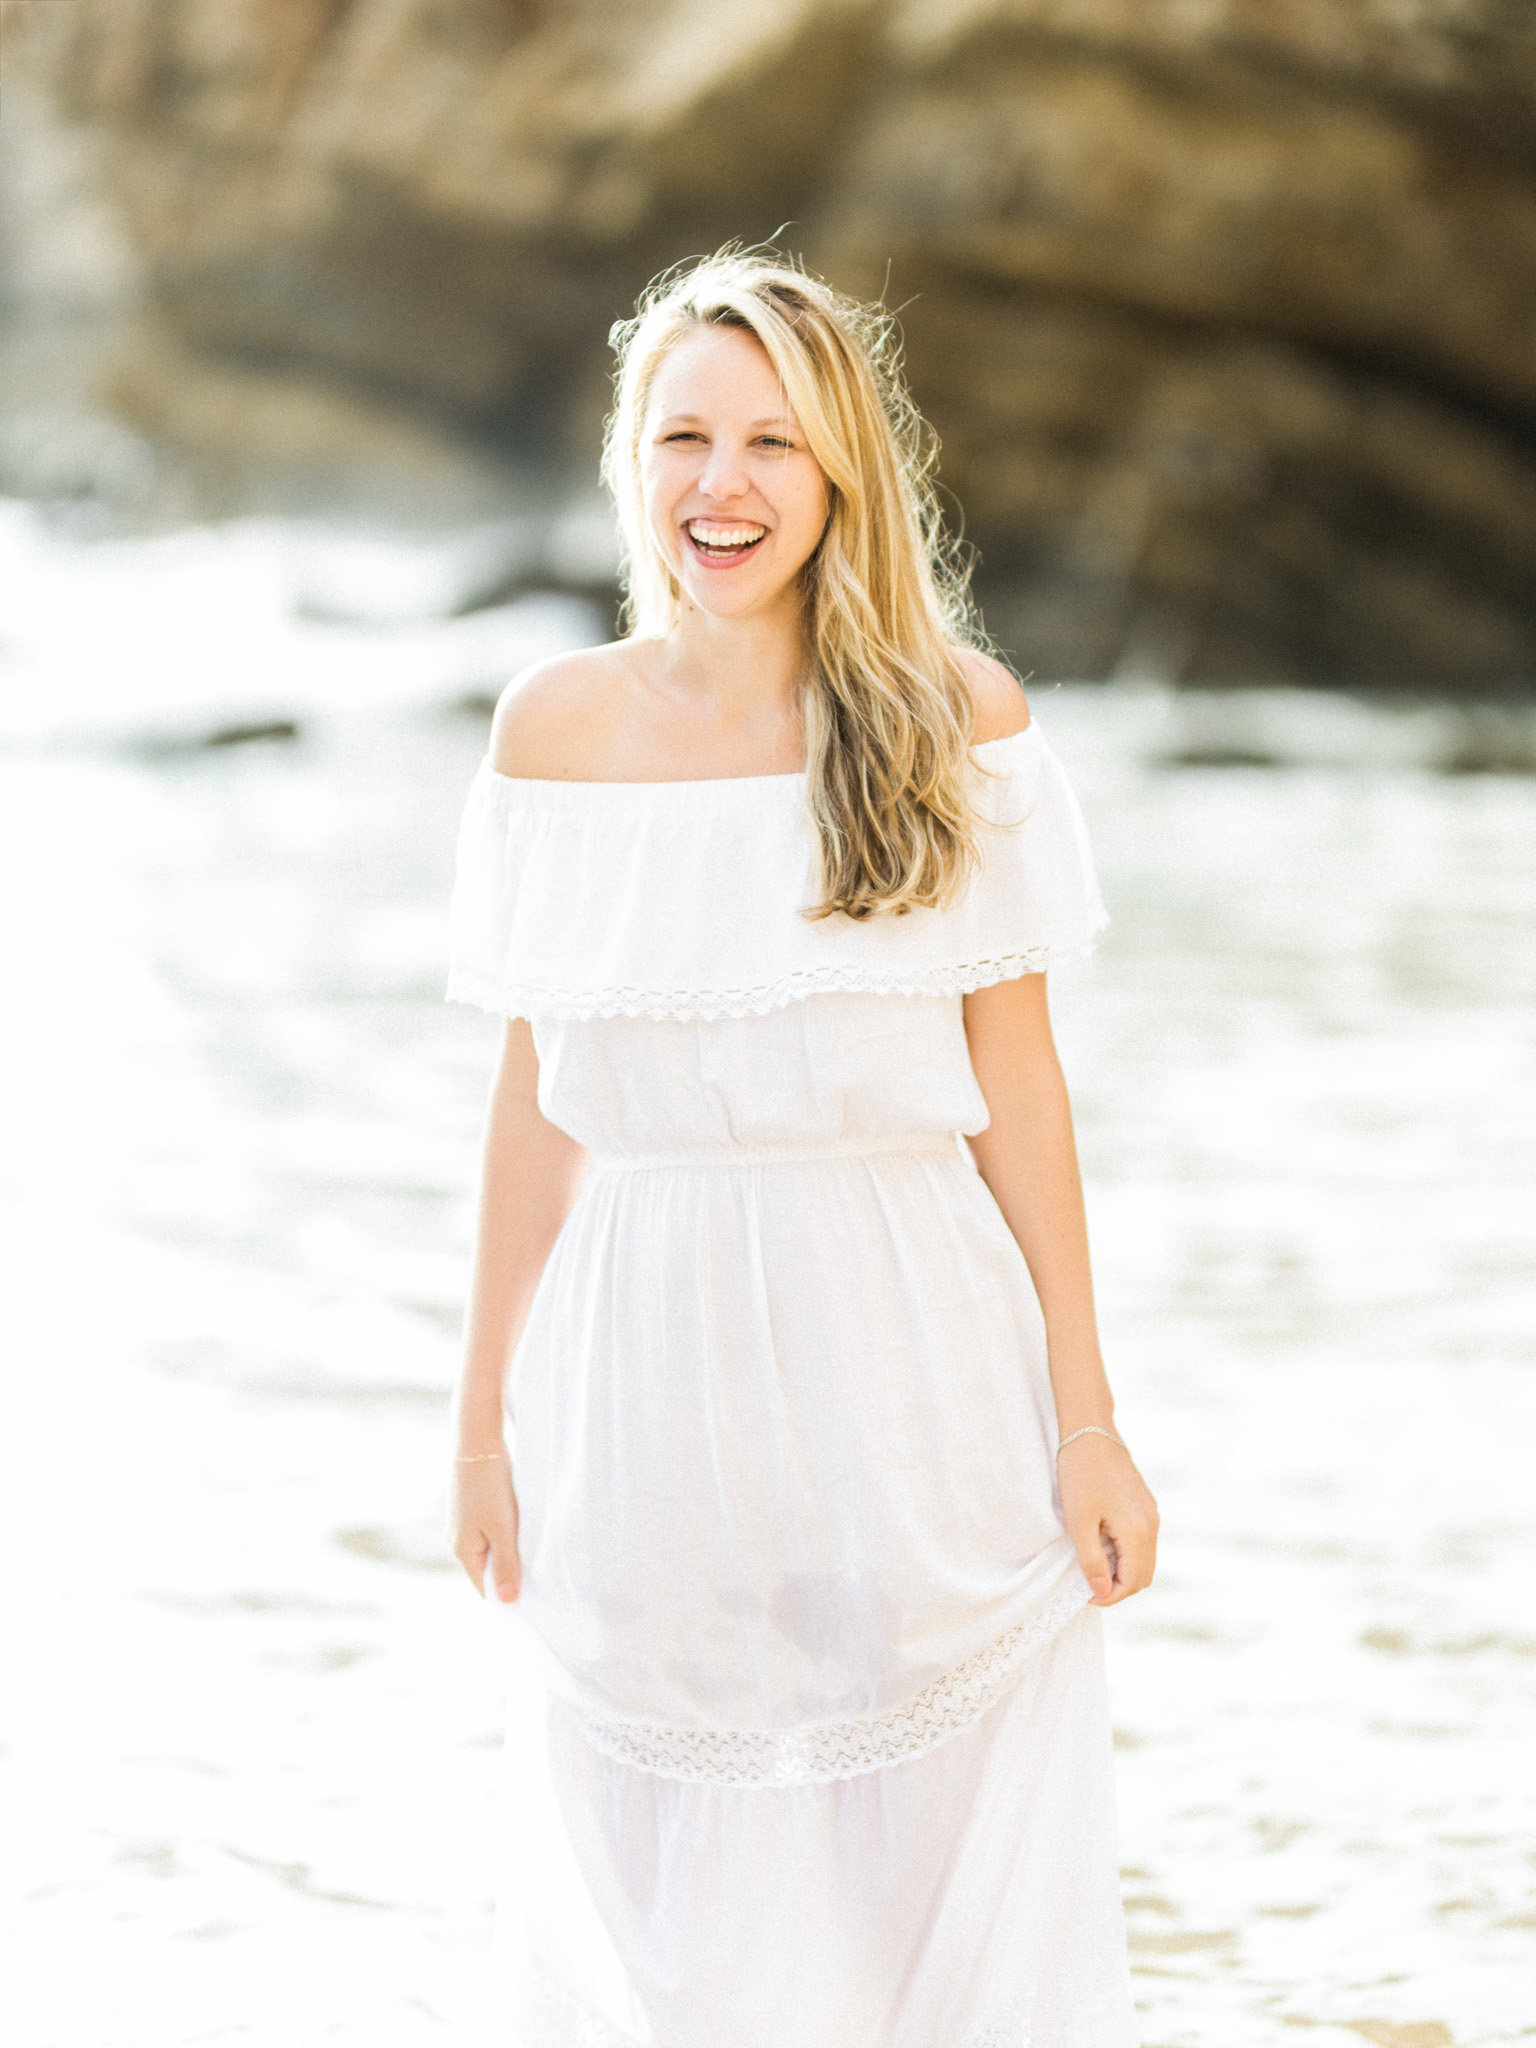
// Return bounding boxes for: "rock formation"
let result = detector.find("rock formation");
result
[11,0,1536,683]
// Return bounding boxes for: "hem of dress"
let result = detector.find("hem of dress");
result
[445,925,1106,1025]
[510,1973,1065,2048]
[565,1575,1091,1789]
[512,1965,1122,2048]
[513,1965,648,2048]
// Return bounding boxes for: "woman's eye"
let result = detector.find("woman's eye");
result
[758,436,792,450]
[662,431,702,444]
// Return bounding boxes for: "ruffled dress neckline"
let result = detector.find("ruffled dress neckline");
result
[447,718,1104,1024]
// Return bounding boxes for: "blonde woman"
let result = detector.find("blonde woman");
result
[447,251,1157,2047]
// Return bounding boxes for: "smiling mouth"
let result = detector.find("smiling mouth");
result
[685,519,767,562]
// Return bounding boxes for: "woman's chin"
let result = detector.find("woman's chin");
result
[677,567,805,621]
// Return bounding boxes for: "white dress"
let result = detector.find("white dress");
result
[448,723,1138,2048]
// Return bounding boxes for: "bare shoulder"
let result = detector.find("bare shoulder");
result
[489,643,635,780]
[954,646,1031,742]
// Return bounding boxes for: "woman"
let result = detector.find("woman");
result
[447,251,1157,2047]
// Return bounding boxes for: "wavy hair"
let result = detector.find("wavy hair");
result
[602,249,990,920]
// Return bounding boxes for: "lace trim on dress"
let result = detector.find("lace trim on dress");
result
[448,933,1103,1025]
[570,1579,1089,1787]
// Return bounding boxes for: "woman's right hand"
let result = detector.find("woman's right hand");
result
[450,1454,521,1603]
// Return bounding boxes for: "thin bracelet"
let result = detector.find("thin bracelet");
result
[454,1448,509,1464]
[1056,1425,1128,1457]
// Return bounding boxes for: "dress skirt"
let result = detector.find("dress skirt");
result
[483,1075,1138,2044]
[499,1601,1134,2048]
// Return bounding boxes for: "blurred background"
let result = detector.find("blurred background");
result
[1,4,1533,2046]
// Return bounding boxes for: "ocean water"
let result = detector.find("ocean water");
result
[1,502,1532,2047]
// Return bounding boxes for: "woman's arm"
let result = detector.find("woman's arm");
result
[450,1018,588,1603]
[962,973,1158,1605]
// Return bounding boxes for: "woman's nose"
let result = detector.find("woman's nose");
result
[698,440,750,501]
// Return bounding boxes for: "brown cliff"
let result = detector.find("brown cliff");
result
[12,0,1536,684]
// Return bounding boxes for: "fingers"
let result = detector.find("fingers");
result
[452,1528,489,1593]
[1096,1505,1159,1606]
[1067,1514,1116,1606]
[1059,1446,1160,1607]
[450,1466,522,1602]
[452,1522,520,1600]
[487,1530,521,1605]
[1066,1501,1159,1607]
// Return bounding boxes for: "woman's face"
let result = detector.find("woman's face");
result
[640,324,831,622]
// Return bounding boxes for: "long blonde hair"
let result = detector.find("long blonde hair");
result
[603,249,989,921]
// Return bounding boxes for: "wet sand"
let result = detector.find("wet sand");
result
[1,508,1532,2044]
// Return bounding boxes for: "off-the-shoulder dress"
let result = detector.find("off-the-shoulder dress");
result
[447,721,1137,2048]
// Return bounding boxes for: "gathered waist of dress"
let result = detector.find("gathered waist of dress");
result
[585,1130,965,1173]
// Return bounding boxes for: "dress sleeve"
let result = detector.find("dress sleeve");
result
[445,758,532,1018]
[962,723,1108,977]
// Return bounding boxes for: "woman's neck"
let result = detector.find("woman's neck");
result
[656,592,807,731]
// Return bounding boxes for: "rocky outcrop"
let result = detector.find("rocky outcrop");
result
[12,0,1536,682]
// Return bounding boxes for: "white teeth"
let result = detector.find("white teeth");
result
[687,522,765,549]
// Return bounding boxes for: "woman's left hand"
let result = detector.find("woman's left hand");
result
[1057,1436,1159,1605]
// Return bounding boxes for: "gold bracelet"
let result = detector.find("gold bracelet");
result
[1056,1425,1127,1456]
[454,1448,509,1464]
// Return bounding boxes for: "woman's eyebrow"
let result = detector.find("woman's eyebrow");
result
[652,412,799,430]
